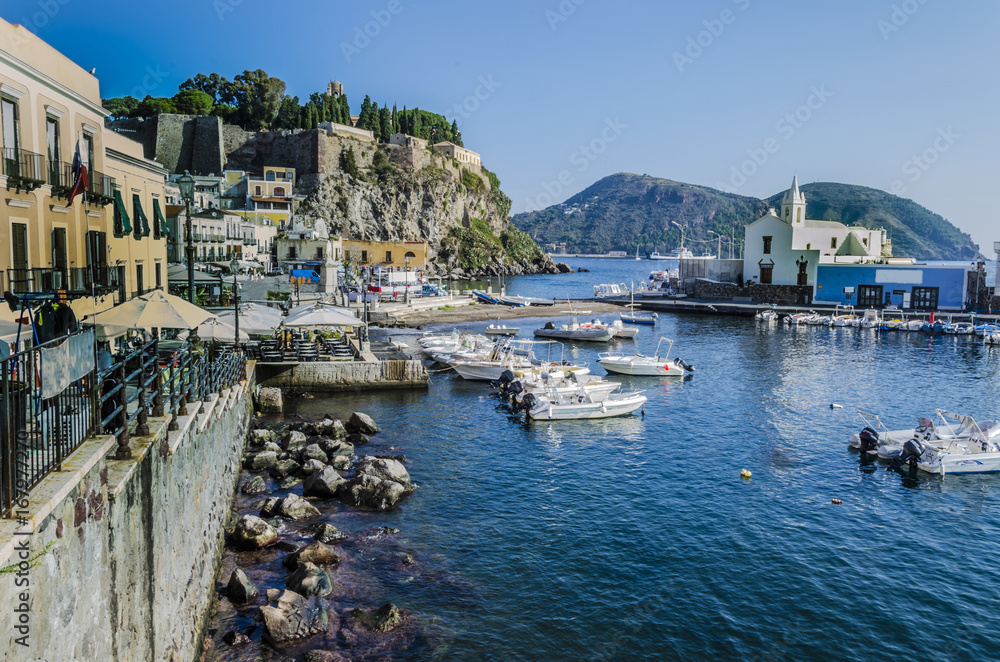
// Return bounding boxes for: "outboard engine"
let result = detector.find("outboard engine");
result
[514,392,538,414]
[507,380,524,405]
[891,438,925,470]
[858,427,880,454]
[674,358,695,373]
[490,369,517,390]
[543,321,555,330]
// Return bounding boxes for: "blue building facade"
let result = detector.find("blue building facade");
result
[814,264,969,310]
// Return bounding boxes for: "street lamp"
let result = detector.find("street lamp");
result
[671,221,685,253]
[177,171,196,304]
[707,231,722,259]
[229,257,241,352]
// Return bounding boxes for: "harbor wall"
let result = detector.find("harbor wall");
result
[256,359,429,391]
[0,372,254,661]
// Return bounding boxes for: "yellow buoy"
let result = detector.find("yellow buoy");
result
[740,469,752,479]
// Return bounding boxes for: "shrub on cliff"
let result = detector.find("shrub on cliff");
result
[501,226,546,264]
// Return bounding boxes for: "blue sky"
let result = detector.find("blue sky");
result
[6,0,998,251]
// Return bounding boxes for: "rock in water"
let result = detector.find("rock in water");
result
[277,494,321,520]
[260,590,333,645]
[300,459,327,476]
[269,458,301,479]
[346,412,378,435]
[283,430,308,453]
[246,451,277,472]
[356,456,413,490]
[241,475,267,495]
[303,466,346,499]
[322,439,354,458]
[347,433,370,446]
[313,523,349,544]
[329,455,352,471]
[285,562,334,597]
[351,603,405,632]
[227,568,259,603]
[304,650,350,662]
[222,631,251,647]
[301,444,329,464]
[339,474,406,510]
[258,387,284,414]
[283,541,341,569]
[232,515,277,550]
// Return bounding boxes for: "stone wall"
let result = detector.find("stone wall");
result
[750,283,813,305]
[0,374,254,661]
[256,359,428,392]
[692,279,752,300]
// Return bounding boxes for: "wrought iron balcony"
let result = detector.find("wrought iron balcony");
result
[2,148,46,193]
[6,265,125,297]
[46,160,115,206]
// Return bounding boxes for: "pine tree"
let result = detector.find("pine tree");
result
[451,119,463,147]
[379,106,392,143]
[411,108,423,140]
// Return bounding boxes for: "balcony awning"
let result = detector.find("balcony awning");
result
[153,199,170,237]
[133,195,151,237]
[113,190,132,235]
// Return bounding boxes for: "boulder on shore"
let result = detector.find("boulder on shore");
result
[283,430,308,453]
[283,541,341,569]
[277,493,321,520]
[245,451,277,472]
[303,466,346,499]
[227,568,258,603]
[301,444,329,464]
[346,412,378,435]
[313,522,349,544]
[240,475,267,495]
[356,456,413,490]
[232,515,277,550]
[257,387,284,414]
[339,474,406,510]
[286,561,334,597]
[260,590,334,645]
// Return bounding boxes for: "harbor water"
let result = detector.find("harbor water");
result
[278,259,1000,660]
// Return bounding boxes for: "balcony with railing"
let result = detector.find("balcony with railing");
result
[6,265,126,297]
[2,147,46,192]
[46,161,115,206]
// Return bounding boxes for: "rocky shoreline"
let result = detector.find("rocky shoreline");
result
[199,412,432,661]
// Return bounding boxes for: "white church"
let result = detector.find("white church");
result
[742,176,896,288]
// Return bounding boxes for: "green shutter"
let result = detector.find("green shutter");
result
[132,194,151,237]
[153,199,169,238]
[113,190,132,236]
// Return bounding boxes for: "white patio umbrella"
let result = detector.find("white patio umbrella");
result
[281,302,362,328]
[179,317,249,342]
[217,303,285,336]
[83,290,216,332]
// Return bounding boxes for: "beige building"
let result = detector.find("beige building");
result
[0,18,167,324]
[389,133,428,150]
[342,240,428,270]
[433,141,481,168]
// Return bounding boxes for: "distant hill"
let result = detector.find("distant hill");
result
[512,173,980,260]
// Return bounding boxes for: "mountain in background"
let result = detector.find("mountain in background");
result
[512,173,980,260]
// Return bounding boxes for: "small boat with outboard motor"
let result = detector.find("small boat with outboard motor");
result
[849,409,1000,467]
[511,383,647,421]
[484,323,519,336]
[597,337,694,376]
[533,315,616,342]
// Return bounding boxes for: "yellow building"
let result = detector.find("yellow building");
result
[247,166,294,229]
[342,240,428,270]
[433,141,481,168]
[0,18,166,325]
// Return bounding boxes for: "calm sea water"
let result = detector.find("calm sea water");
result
[280,258,1000,661]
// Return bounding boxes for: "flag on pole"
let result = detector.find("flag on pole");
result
[68,133,89,204]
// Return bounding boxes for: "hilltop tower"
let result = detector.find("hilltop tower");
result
[781,175,806,226]
[327,80,344,97]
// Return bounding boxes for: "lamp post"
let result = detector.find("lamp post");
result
[671,221,685,253]
[177,171,196,304]
[229,258,241,352]
[707,231,722,259]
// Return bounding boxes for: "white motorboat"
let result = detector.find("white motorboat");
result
[452,339,590,381]
[534,315,616,342]
[597,337,694,376]
[911,414,1000,474]
[484,323,519,336]
[859,309,881,329]
[496,370,622,408]
[755,308,778,322]
[985,332,1000,346]
[850,409,1000,459]
[831,305,858,327]
[610,320,639,339]
[514,385,647,421]
[784,312,813,325]
[594,283,630,298]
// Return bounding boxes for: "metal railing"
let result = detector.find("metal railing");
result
[2,334,246,517]
[2,147,46,192]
